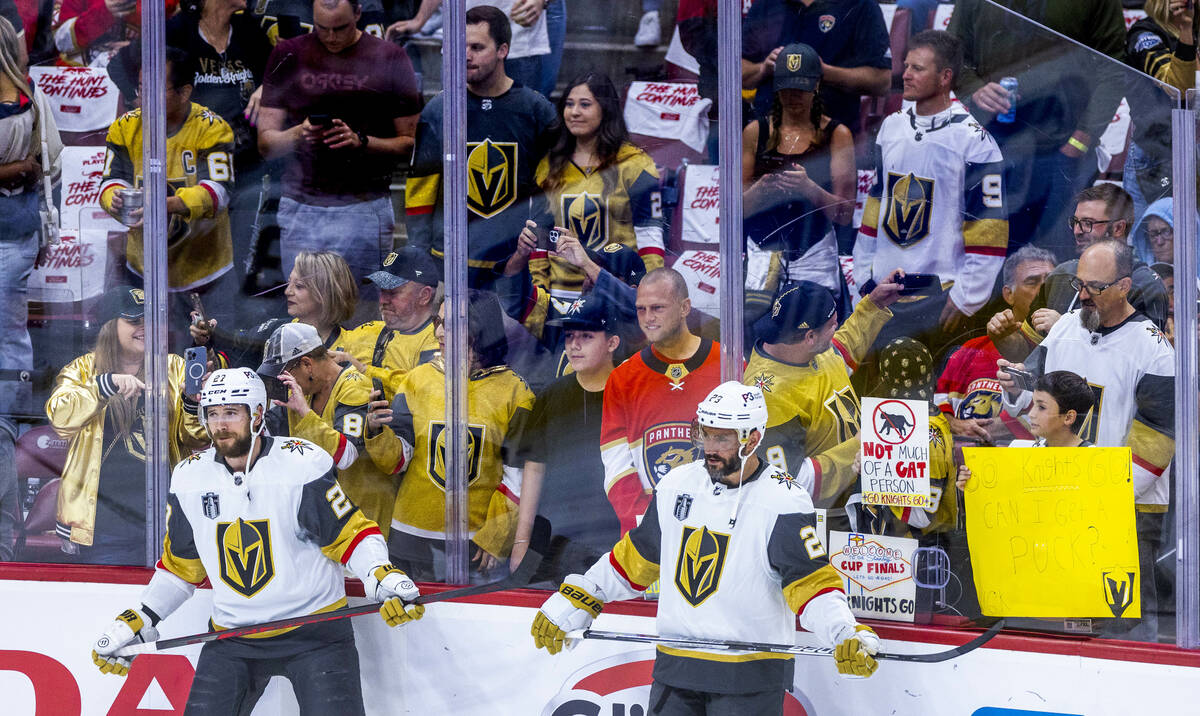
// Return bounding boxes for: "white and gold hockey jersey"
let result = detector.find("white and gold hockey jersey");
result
[157,435,389,635]
[1004,310,1175,510]
[584,459,856,694]
[855,104,1008,316]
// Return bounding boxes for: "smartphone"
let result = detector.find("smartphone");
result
[898,272,939,296]
[1004,367,1037,392]
[308,113,333,127]
[534,224,561,251]
[184,347,207,395]
[262,374,289,404]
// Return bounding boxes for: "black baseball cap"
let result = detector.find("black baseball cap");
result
[774,43,823,92]
[97,284,146,324]
[367,246,441,290]
[589,243,646,287]
[754,281,837,344]
[548,295,610,332]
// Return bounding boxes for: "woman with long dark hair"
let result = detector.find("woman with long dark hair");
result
[742,43,854,295]
[529,71,663,302]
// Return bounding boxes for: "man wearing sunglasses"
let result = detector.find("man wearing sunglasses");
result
[997,239,1174,642]
[988,184,1168,362]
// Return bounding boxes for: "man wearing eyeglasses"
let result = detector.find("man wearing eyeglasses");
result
[988,184,1168,363]
[997,239,1174,642]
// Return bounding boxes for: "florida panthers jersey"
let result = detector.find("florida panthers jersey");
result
[600,339,723,535]
[744,297,890,507]
[855,105,1008,315]
[158,436,387,633]
[935,335,1034,445]
[584,459,853,693]
[1009,311,1175,507]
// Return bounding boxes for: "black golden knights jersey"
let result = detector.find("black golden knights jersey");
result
[584,459,854,694]
[253,0,386,41]
[384,358,534,557]
[405,87,558,271]
[744,297,892,507]
[158,436,386,633]
[530,143,665,300]
[99,103,235,290]
[340,319,439,399]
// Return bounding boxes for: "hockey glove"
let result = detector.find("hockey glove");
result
[367,565,425,627]
[834,624,881,677]
[531,574,606,655]
[92,608,159,676]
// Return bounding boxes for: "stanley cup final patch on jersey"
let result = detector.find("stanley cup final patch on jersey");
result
[466,139,518,218]
[883,172,935,247]
[216,518,276,597]
[202,492,220,520]
[674,494,693,521]
[643,421,697,487]
[674,525,730,607]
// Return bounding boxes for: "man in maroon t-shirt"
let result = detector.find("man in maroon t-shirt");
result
[257,0,421,308]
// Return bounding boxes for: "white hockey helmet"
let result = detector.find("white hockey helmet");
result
[695,381,768,446]
[199,368,268,436]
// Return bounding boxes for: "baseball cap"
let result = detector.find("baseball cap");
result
[97,284,146,324]
[367,246,441,290]
[589,242,646,287]
[754,281,837,344]
[1150,262,1173,280]
[258,322,324,377]
[774,43,822,92]
[547,295,610,332]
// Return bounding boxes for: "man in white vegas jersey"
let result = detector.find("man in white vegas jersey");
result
[855,30,1008,343]
[532,383,880,715]
[89,368,424,714]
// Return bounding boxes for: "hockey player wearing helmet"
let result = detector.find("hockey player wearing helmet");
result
[89,368,424,714]
[533,382,880,714]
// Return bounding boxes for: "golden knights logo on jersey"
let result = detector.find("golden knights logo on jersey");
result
[1102,570,1137,618]
[562,193,606,248]
[823,386,860,443]
[428,422,486,489]
[217,518,275,597]
[883,172,934,247]
[643,421,697,486]
[1077,383,1105,444]
[674,525,730,607]
[467,139,518,218]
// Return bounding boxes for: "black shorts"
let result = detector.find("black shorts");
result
[648,681,785,716]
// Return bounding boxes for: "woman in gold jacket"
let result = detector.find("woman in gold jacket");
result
[47,286,207,564]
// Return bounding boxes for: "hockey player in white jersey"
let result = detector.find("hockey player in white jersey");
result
[531,383,880,714]
[89,368,424,714]
[855,30,1008,340]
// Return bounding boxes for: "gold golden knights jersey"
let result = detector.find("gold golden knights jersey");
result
[275,368,404,539]
[1008,310,1176,509]
[855,105,1008,316]
[530,143,665,300]
[339,319,439,399]
[99,103,235,290]
[158,435,387,634]
[583,459,855,694]
[744,297,892,507]
[383,359,534,557]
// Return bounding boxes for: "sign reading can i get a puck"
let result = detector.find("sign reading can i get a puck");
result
[860,397,931,509]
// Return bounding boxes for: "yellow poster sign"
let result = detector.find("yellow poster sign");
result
[962,447,1139,618]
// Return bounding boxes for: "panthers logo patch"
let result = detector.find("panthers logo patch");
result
[642,421,697,487]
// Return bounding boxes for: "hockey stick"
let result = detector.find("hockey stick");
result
[115,550,543,657]
[570,618,1006,664]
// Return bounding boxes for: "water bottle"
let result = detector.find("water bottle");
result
[996,77,1018,124]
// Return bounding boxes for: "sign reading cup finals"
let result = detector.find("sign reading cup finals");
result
[860,397,931,508]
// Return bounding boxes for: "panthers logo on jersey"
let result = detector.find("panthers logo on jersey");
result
[562,193,607,248]
[643,421,697,486]
[216,518,275,597]
[428,422,486,489]
[883,172,934,247]
[674,525,731,607]
[467,139,518,218]
[959,385,1001,419]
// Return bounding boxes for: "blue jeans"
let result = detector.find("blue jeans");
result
[0,230,37,421]
[278,195,394,312]
[898,0,940,32]
[538,0,566,98]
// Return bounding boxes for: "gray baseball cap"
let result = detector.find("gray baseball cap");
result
[258,322,323,377]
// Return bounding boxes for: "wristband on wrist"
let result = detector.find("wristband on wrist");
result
[356,128,369,150]
[1067,137,1088,153]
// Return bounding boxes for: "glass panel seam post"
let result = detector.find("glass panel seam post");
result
[718,0,744,381]
[141,0,170,568]
[443,0,470,585]
[1171,107,1199,649]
